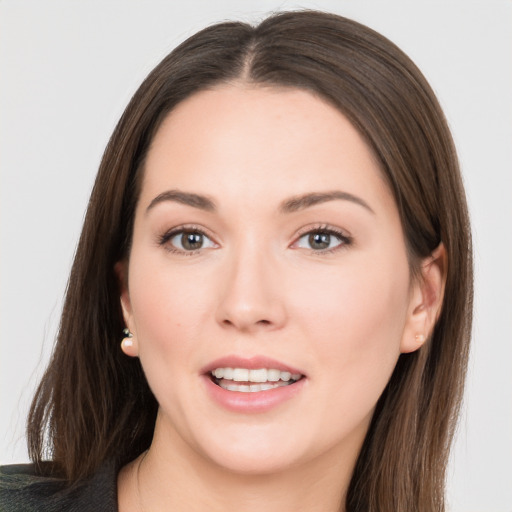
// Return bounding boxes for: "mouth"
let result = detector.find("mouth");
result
[202,357,306,412]
[210,367,304,393]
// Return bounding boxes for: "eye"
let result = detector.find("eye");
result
[294,228,351,252]
[160,228,217,254]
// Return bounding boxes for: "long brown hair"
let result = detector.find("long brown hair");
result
[27,10,473,511]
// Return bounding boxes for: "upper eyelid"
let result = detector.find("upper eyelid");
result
[161,224,215,239]
[293,224,351,239]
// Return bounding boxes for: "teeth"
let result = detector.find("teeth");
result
[267,369,280,381]
[211,367,302,384]
[249,369,267,382]
[232,368,249,382]
[280,371,291,382]
[218,380,293,392]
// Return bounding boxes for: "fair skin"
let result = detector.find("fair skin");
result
[116,85,445,512]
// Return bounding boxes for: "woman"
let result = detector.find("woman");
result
[0,10,472,512]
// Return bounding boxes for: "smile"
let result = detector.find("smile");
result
[211,367,303,393]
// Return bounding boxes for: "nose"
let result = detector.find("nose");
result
[215,242,287,333]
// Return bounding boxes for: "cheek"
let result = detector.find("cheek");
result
[126,254,220,425]
[292,255,410,386]
[127,254,214,363]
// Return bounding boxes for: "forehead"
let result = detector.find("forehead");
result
[139,85,393,215]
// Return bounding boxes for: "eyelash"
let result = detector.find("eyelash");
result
[158,224,352,256]
[294,224,352,255]
[158,224,215,256]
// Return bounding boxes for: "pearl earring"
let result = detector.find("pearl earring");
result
[415,333,426,344]
[121,328,133,349]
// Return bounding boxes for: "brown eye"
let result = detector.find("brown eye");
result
[164,229,217,253]
[308,232,331,250]
[294,229,350,252]
[180,232,204,250]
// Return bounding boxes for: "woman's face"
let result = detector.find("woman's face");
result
[120,85,427,475]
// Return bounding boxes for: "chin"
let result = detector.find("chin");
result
[193,424,309,476]
[206,445,301,476]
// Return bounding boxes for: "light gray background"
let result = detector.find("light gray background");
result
[1,1,511,511]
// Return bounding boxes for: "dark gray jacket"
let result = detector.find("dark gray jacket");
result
[0,461,117,511]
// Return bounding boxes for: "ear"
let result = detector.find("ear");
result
[115,261,139,358]
[400,243,447,353]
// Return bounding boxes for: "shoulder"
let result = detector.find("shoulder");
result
[0,460,118,512]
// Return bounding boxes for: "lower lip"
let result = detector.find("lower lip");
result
[202,375,306,413]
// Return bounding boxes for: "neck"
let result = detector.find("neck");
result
[118,414,365,512]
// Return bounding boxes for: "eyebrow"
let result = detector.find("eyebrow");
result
[146,189,374,215]
[146,190,217,214]
[279,191,375,214]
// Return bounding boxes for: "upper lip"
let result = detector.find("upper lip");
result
[201,355,305,376]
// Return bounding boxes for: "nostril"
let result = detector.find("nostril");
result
[221,318,272,328]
